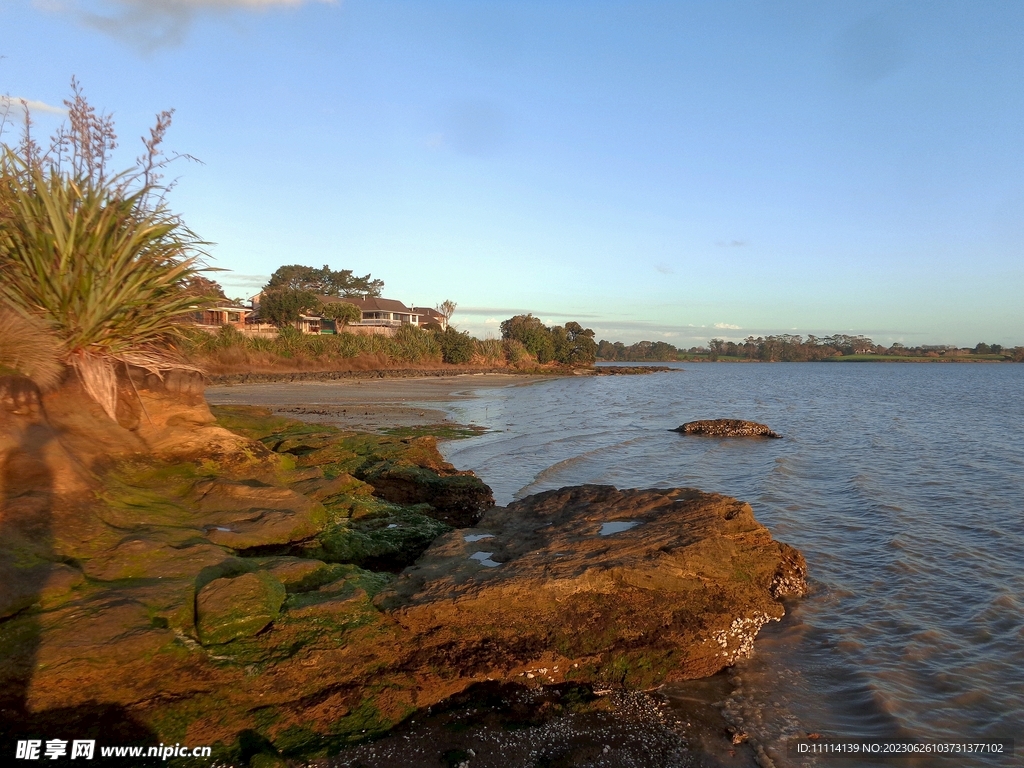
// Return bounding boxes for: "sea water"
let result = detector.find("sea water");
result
[437,363,1024,767]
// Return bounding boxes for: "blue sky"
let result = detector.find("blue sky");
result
[2,0,1022,346]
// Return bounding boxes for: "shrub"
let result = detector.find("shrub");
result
[473,338,504,364]
[436,327,475,364]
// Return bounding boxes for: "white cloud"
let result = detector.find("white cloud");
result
[39,0,335,49]
[0,96,67,116]
[714,322,741,330]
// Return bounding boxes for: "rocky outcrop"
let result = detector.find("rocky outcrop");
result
[382,485,806,687]
[673,419,782,438]
[1,394,804,765]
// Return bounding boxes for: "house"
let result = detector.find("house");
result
[318,296,423,332]
[246,292,443,335]
[187,304,252,329]
[413,307,447,330]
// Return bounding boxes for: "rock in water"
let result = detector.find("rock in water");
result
[673,419,782,438]
[381,484,806,686]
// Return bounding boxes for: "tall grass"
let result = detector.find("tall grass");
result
[175,325,561,374]
[176,325,513,372]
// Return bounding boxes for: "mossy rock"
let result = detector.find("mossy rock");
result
[252,557,338,592]
[315,505,451,571]
[196,571,287,645]
[82,539,235,581]
[361,464,494,527]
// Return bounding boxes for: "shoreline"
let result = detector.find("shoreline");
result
[206,365,681,386]
[205,376,766,767]
[205,373,547,432]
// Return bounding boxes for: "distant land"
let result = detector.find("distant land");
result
[597,335,1024,363]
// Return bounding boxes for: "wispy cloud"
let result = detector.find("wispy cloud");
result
[714,322,741,330]
[218,273,270,297]
[715,239,748,248]
[457,306,601,320]
[0,96,67,116]
[40,0,335,50]
[654,262,674,275]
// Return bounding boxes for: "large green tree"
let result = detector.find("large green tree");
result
[259,288,318,328]
[500,314,597,367]
[265,264,383,298]
[500,314,555,363]
[554,321,597,366]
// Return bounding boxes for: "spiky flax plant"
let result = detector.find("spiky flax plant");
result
[0,143,208,419]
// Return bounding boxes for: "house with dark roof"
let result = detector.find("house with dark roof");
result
[247,292,443,335]
[413,306,447,330]
[317,296,427,333]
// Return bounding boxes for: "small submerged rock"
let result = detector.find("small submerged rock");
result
[673,419,782,438]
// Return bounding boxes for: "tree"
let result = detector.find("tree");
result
[181,275,227,301]
[554,321,597,366]
[318,301,361,329]
[265,264,382,298]
[259,288,318,328]
[500,314,597,367]
[436,299,457,326]
[500,314,555,363]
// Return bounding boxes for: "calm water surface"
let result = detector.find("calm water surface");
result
[437,363,1024,767]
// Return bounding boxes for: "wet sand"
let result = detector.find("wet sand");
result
[204,373,546,432]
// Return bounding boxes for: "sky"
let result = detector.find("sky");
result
[2,0,1022,347]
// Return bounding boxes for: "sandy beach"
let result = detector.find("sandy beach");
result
[205,373,547,432]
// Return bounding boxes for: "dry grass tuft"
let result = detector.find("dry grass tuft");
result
[0,308,64,390]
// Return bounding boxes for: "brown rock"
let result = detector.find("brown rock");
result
[195,571,286,645]
[0,562,85,618]
[381,485,805,686]
[82,539,234,581]
[189,478,328,549]
[673,419,782,438]
[252,556,335,591]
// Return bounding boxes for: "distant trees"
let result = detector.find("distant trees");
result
[265,264,383,298]
[973,343,1002,355]
[499,314,597,367]
[597,339,682,362]
[598,334,1021,362]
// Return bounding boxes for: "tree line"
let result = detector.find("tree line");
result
[597,334,1024,362]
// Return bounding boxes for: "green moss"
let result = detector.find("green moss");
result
[210,405,313,440]
[314,505,451,570]
[196,572,287,646]
[380,423,488,440]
